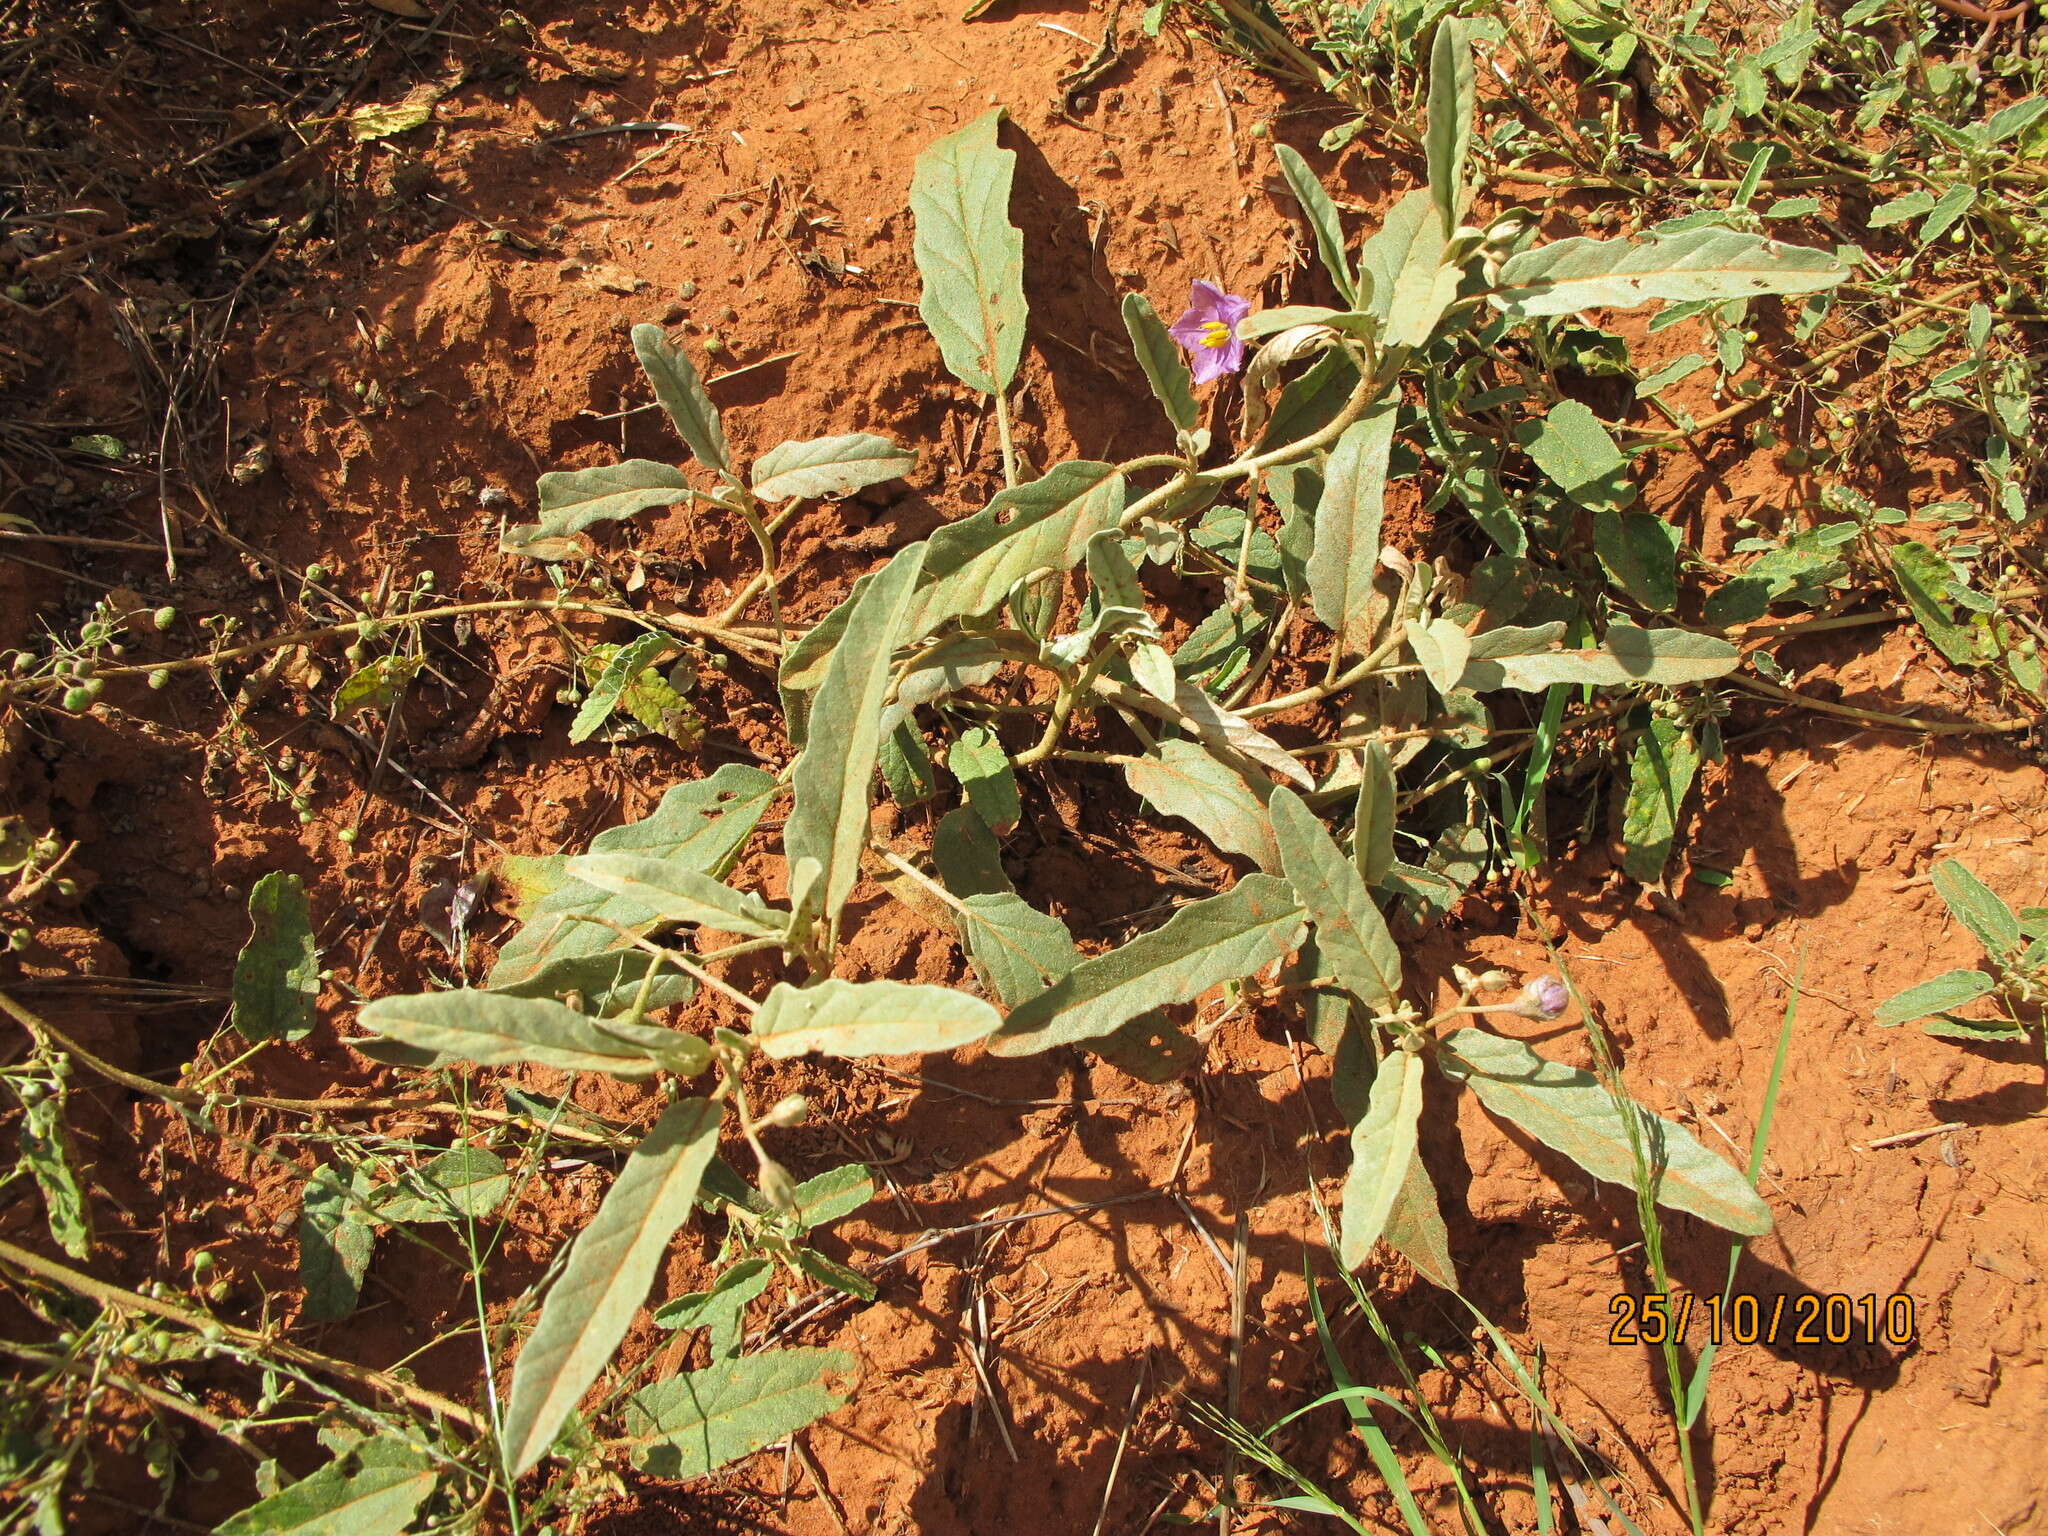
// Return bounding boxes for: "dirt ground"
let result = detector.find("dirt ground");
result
[2,2,2044,1533]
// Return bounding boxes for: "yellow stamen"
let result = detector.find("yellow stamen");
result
[1198,319,1233,349]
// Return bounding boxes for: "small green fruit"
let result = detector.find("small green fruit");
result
[153,605,177,631]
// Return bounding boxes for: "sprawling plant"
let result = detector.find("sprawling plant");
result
[333,19,1851,1510]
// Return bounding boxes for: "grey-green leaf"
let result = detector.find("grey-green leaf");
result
[1440,1027,1772,1235]
[910,108,1025,395]
[1621,717,1701,884]
[1874,968,1995,1028]
[565,854,788,941]
[1490,227,1849,319]
[752,978,1003,1059]
[1458,624,1739,691]
[357,991,671,1078]
[1275,144,1356,305]
[1122,292,1199,432]
[626,1346,853,1479]
[1931,858,2021,964]
[214,1442,437,1536]
[1353,740,1396,888]
[1269,787,1403,1013]
[1424,18,1475,236]
[571,631,675,745]
[1124,738,1279,871]
[233,872,319,1043]
[504,461,694,557]
[1595,509,1680,611]
[948,725,1021,834]
[751,433,915,503]
[785,543,930,948]
[1339,1050,1425,1270]
[632,323,730,474]
[502,1097,723,1476]
[1384,1149,1457,1291]
[373,1147,511,1225]
[1308,395,1398,655]
[993,874,1303,1055]
[1519,399,1633,511]
[19,1095,90,1258]
[300,1166,373,1322]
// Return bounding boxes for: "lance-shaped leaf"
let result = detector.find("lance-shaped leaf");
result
[993,874,1303,1055]
[357,991,686,1078]
[1275,144,1357,305]
[1440,1028,1772,1235]
[625,1346,853,1479]
[1384,1149,1457,1291]
[215,1440,438,1536]
[1353,740,1397,887]
[1169,680,1315,790]
[1339,1049,1425,1270]
[1269,787,1403,1013]
[503,461,694,557]
[1621,717,1700,884]
[1458,624,1739,692]
[565,854,787,941]
[373,1148,511,1225]
[490,766,778,990]
[1931,858,2022,964]
[1308,394,1399,654]
[1489,227,1849,320]
[911,107,1024,395]
[571,631,677,745]
[233,871,319,1042]
[1122,292,1199,432]
[502,1097,722,1475]
[1360,189,1460,348]
[752,978,1002,1059]
[1424,18,1475,236]
[1874,968,1996,1028]
[1125,739,1280,871]
[785,543,930,946]
[751,433,915,503]
[631,323,729,475]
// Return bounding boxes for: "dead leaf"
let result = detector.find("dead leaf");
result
[582,263,646,295]
[1170,680,1317,790]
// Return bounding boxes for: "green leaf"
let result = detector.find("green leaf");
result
[1360,190,1460,347]
[1307,394,1398,655]
[1339,1050,1426,1270]
[625,1346,852,1479]
[1867,190,1935,230]
[910,108,1025,395]
[214,1441,437,1536]
[1920,1014,2027,1042]
[948,725,1020,834]
[571,631,677,745]
[1424,18,1475,236]
[751,433,915,502]
[1124,738,1279,870]
[1874,968,1995,1028]
[372,1147,511,1225]
[1518,399,1633,511]
[1440,1028,1772,1235]
[993,874,1303,1055]
[1918,183,1974,245]
[565,854,788,941]
[1887,541,1983,667]
[1546,0,1636,71]
[880,718,940,807]
[789,1164,875,1231]
[502,1097,723,1475]
[752,978,1003,1059]
[300,1166,374,1321]
[19,1095,90,1258]
[1275,145,1356,305]
[1384,1149,1457,1291]
[1489,227,1848,319]
[1175,602,1267,687]
[332,654,422,715]
[1595,510,1680,611]
[1621,717,1701,884]
[1931,858,2021,965]
[1459,623,1739,691]
[652,1259,773,1359]
[1984,95,2048,144]
[356,991,699,1078]
[631,323,730,475]
[785,543,930,948]
[1408,617,1473,700]
[1268,787,1403,1013]
[1353,740,1396,888]
[232,872,319,1043]
[1123,292,1200,432]
[503,461,694,557]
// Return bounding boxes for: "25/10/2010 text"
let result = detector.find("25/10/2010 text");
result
[1607,1292,1916,1348]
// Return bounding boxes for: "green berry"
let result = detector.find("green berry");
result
[153,605,177,631]
[305,562,326,581]
[61,685,94,712]
[337,828,358,846]
[148,669,171,690]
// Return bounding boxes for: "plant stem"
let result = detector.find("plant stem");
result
[994,386,1020,488]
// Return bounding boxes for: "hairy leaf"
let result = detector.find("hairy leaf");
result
[786,544,930,947]
[789,1163,876,1232]
[1275,144,1357,305]
[373,1147,511,1225]
[1458,624,1739,691]
[993,874,1303,1055]
[1490,227,1849,319]
[1407,617,1473,700]
[1339,1050,1425,1270]
[948,725,1021,833]
[1384,1149,1457,1291]
[1519,399,1633,511]
[1308,395,1399,654]
[1874,968,1995,1028]
[653,1259,773,1358]
[1440,1028,1772,1235]
[751,433,915,503]
[1424,18,1475,235]
[1269,787,1403,1012]
[300,1165,374,1321]
[631,323,729,474]
[503,461,694,557]
[502,1098,723,1475]
[626,1347,852,1479]
[1122,292,1199,432]
[1931,858,2021,964]
[1169,680,1315,790]
[233,872,319,1043]
[1595,509,1680,611]
[1621,717,1701,884]
[214,1440,437,1536]
[753,978,1003,1059]
[1353,740,1397,888]
[565,854,788,941]
[910,108,1024,395]
[356,991,697,1078]
[1124,738,1279,870]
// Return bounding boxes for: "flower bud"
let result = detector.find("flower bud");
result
[1506,975,1569,1021]
[762,1094,808,1129]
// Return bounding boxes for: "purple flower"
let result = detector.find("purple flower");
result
[1167,280,1252,385]
[1509,975,1570,1022]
